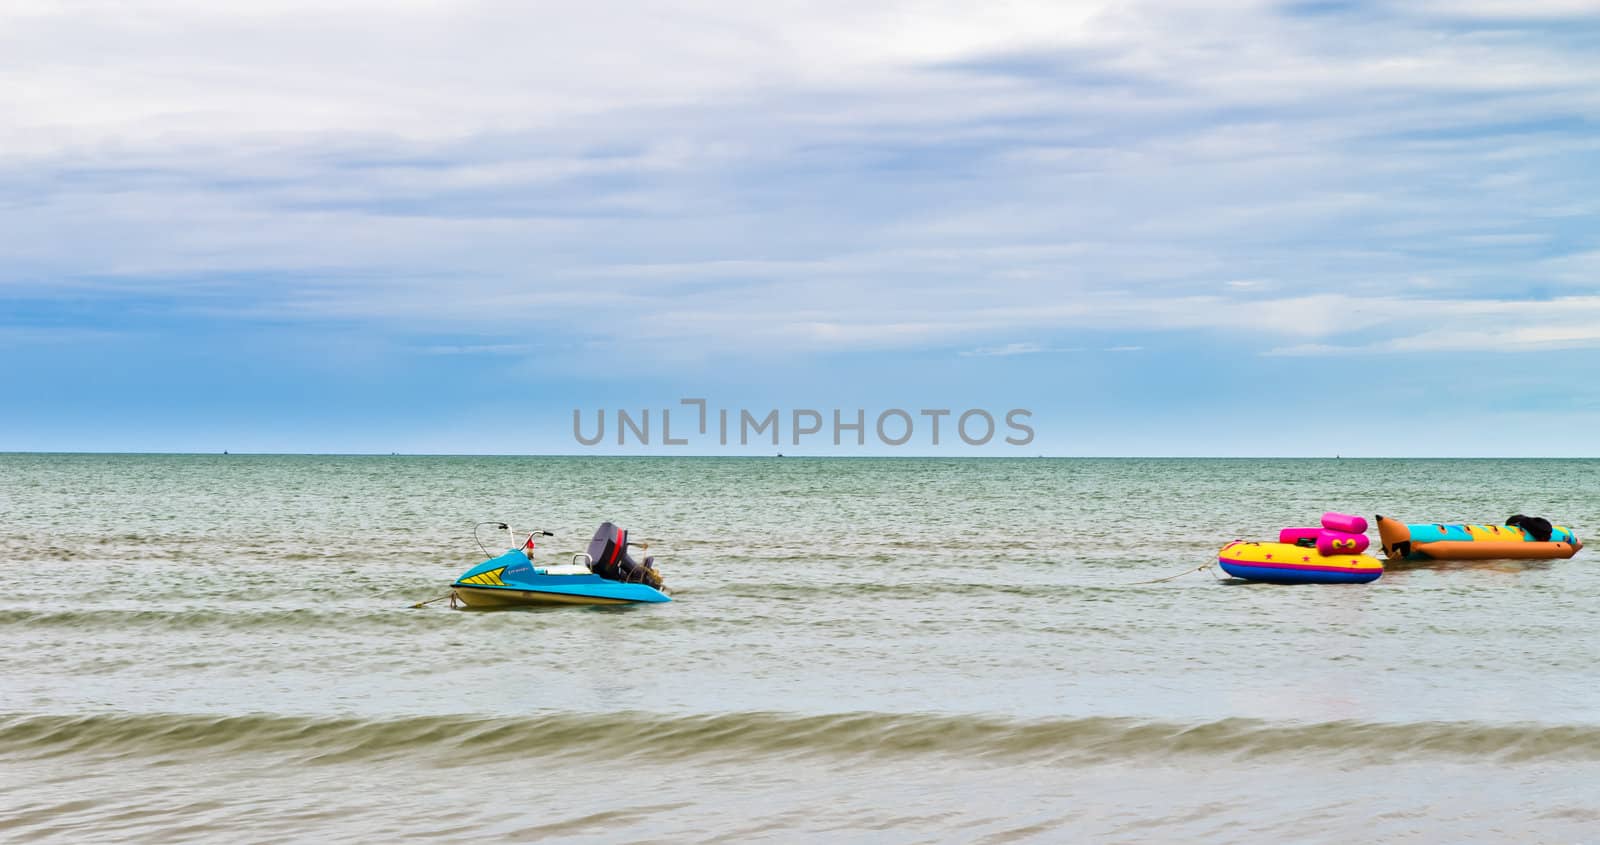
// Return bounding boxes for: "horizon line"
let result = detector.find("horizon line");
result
[2,451,1598,460]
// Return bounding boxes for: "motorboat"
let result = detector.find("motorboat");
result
[449,521,671,607]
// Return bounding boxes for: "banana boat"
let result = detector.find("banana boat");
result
[1376,515,1582,561]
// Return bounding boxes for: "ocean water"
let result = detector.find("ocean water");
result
[1,454,1596,842]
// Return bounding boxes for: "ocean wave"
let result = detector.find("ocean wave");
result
[0,608,442,631]
[4,710,1599,766]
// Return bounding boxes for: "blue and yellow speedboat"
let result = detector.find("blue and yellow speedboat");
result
[450,522,671,607]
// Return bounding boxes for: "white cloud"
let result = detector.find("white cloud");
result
[1,0,1598,359]
[419,343,536,356]
[960,342,1049,357]
[1267,295,1600,355]
[1408,0,1600,18]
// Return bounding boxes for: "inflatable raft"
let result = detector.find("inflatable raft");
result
[1218,540,1383,584]
[1376,515,1582,561]
[1217,511,1383,584]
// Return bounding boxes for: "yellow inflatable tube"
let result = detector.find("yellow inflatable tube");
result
[1218,541,1383,584]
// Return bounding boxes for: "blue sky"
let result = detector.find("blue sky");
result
[3,0,1599,455]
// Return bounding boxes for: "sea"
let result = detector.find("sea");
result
[1,454,1596,843]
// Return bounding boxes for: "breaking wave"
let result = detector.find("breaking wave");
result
[5,710,1599,766]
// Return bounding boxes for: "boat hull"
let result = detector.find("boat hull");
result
[451,584,636,607]
[1218,541,1382,584]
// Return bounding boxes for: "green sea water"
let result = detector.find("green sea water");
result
[1,455,1597,842]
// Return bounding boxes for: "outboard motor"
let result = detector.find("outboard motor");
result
[585,522,664,589]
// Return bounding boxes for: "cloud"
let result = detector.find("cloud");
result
[1267,295,1600,354]
[418,343,536,356]
[1,0,1598,362]
[960,342,1050,357]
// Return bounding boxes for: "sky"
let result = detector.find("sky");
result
[2,0,1599,455]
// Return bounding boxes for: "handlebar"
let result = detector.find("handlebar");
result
[473,522,555,557]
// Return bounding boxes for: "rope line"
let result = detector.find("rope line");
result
[1127,564,1214,585]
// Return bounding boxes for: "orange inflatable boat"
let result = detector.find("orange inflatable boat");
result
[1376,515,1582,561]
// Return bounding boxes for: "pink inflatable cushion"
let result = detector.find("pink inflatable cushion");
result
[1278,527,1321,545]
[1321,512,1368,534]
[1316,530,1370,556]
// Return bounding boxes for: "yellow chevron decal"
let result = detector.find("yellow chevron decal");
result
[462,567,507,586]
